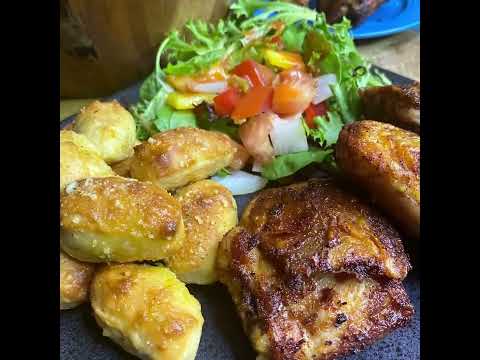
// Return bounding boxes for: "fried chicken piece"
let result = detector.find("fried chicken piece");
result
[336,120,420,238]
[360,82,420,134]
[217,179,413,360]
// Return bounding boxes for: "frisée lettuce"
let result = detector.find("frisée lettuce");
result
[131,0,391,179]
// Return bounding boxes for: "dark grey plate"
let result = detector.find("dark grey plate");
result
[60,68,420,360]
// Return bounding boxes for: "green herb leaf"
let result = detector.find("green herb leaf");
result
[308,111,344,147]
[214,168,232,178]
[282,23,308,53]
[194,102,240,141]
[261,148,332,180]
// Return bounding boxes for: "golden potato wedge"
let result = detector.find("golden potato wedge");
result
[60,250,96,310]
[74,100,137,164]
[129,128,236,190]
[60,130,115,192]
[91,264,203,360]
[60,177,185,263]
[166,180,238,284]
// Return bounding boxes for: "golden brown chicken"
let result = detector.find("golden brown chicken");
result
[60,250,96,310]
[91,264,204,360]
[166,180,238,285]
[129,128,238,191]
[336,120,420,238]
[360,82,420,134]
[217,179,413,360]
[60,177,185,263]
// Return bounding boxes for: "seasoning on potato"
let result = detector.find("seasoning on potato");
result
[60,250,96,310]
[166,180,238,284]
[60,130,115,192]
[74,100,137,164]
[60,177,185,263]
[129,127,237,190]
[91,264,204,360]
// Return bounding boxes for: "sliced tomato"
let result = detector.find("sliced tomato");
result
[304,102,328,128]
[239,112,275,164]
[232,60,275,87]
[231,86,273,121]
[213,88,241,116]
[272,69,315,116]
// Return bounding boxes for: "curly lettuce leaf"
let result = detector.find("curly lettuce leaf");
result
[158,19,242,76]
[308,111,344,148]
[281,23,308,53]
[261,148,332,180]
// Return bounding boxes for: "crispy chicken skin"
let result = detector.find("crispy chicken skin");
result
[217,179,413,360]
[166,180,238,285]
[60,177,185,263]
[60,250,95,310]
[74,100,137,164]
[91,264,203,360]
[336,120,420,238]
[360,82,420,134]
[129,128,237,191]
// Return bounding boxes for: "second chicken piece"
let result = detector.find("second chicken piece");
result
[336,120,420,238]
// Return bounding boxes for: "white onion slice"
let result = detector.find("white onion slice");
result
[211,170,268,195]
[190,81,228,94]
[251,160,264,173]
[269,113,309,155]
[312,74,337,105]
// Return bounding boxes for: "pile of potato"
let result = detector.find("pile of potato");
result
[60,100,247,360]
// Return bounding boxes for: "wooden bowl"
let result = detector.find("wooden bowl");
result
[60,0,229,98]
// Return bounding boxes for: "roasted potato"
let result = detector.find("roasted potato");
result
[110,156,134,177]
[60,129,101,156]
[60,177,185,263]
[129,128,236,190]
[74,100,136,164]
[91,264,204,360]
[166,180,238,284]
[60,130,115,192]
[60,250,96,310]
[336,120,420,238]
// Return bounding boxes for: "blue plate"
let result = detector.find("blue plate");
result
[351,0,420,40]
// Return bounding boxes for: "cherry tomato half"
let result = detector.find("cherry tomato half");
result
[232,60,275,88]
[213,88,241,116]
[231,86,273,121]
[304,102,328,128]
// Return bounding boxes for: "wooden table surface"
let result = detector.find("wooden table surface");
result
[60,30,420,122]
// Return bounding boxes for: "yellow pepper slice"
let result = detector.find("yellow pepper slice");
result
[263,49,305,71]
[166,92,216,110]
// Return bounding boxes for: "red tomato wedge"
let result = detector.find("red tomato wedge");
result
[239,112,275,164]
[304,102,328,128]
[272,69,315,116]
[232,60,275,87]
[231,86,273,121]
[213,88,241,116]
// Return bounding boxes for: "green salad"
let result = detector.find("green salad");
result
[130,0,389,191]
